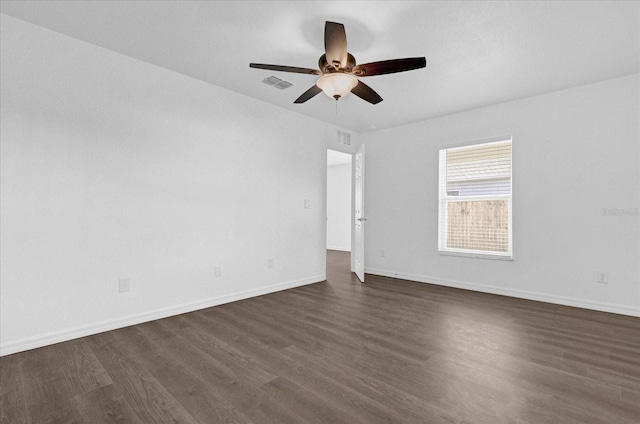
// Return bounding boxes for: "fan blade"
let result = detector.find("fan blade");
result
[294,85,323,103]
[250,63,321,75]
[351,80,383,104]
[324,21,348,69]
[352,57,426,77]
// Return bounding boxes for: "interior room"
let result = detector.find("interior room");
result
[326,149,352,253]
[1,1,638,423]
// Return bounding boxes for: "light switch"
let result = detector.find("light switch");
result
[118,278,130,293]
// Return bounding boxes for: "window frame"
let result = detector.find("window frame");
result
[437,137,513,260]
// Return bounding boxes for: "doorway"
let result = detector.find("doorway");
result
[326,149,352,253]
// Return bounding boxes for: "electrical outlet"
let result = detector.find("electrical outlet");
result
[594,270,608,284]
[380,249,385,258]
[118,278,130,293]
[304,199,311,209]
[214,266,222,278]
[267,258,274,269]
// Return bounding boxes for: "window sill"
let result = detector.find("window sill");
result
[438,250,514,261]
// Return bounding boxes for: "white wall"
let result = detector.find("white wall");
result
[327,162,352,251]
[0,15,334,355]
[362,74,640,316]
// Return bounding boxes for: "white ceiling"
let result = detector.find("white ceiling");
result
[1,1,638,134]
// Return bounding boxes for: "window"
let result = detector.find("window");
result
[438,138,512,259]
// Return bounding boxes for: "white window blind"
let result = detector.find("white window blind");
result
[438,139,512,258]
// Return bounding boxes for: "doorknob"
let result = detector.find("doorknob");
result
[357,218,367,222]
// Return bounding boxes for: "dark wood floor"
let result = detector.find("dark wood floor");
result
[1,250,639,423]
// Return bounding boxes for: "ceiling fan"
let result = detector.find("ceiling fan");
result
[250,21,426,105]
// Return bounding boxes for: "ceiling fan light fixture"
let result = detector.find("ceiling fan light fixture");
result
[251,21,425,105]
[316,73,358,100]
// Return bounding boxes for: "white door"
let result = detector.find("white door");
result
[354,144,365,282]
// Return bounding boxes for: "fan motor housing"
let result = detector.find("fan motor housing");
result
[319,53,356,73]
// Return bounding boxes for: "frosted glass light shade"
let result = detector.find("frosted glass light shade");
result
[316,73,358,99]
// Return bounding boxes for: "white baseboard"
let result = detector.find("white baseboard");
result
[0,274,325,357]
[365,268,640,317]
[327,246,351,252]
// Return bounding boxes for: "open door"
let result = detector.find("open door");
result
[354,143,365,282]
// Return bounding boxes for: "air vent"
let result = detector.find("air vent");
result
[263,76,282,86]
[273,80,294,90]
[262,76,293,90]
[337,130,351,146]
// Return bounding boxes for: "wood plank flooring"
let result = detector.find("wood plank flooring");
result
[2,250,639,423]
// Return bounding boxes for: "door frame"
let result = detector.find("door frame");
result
[354,143,365,282]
